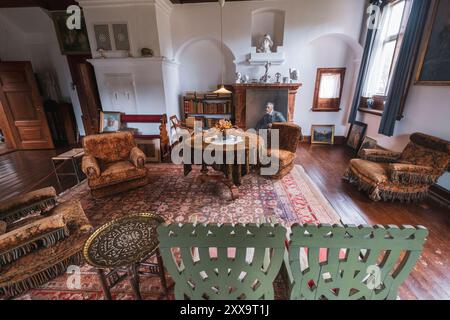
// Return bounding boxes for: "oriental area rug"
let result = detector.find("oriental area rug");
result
[16,164,341,300]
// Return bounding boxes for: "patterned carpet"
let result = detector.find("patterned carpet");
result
[16,164,341,300]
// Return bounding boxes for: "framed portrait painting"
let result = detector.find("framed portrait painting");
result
[311,125,335,145]
[52,11,91,55]
[346,121,367,151]
[415,0,450,85]
[99,111,121,133]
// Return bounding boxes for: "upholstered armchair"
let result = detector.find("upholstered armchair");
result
[344,133,450,202]
[264,122,302,179]
[0,187,93,298]
[81,131,148,198]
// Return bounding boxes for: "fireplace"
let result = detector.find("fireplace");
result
[232,83,302,129]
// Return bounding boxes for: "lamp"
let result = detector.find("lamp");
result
[213,0,232,95]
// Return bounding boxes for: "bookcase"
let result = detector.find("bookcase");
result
[182,91,233,129]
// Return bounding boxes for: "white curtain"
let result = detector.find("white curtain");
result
[319,73,341,99]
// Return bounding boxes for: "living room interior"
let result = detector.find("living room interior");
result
[0,0,449,302]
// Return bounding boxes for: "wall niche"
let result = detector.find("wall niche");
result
[249,9,286,65]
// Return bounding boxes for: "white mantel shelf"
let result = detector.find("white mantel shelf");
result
[87,57,179,67]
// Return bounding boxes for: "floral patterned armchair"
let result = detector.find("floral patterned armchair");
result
[343,133,450,202]
[81,132,148,198]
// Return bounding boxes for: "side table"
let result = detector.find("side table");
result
[51,148,85,189]
[83,213,168,300]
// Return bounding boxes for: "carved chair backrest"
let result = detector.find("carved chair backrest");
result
[287,224,428,300]
[157,223,286,300]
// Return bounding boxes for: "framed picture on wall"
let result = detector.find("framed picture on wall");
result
[311,125,335,145]
[415,0,450,85]
[99,111,121,133]
[52,11,91,55]
[93,24,112,51]
[346,121,368,151]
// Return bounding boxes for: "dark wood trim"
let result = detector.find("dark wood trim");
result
[302,136,346,145]
[429,184,450,209]
[312,68,346,112]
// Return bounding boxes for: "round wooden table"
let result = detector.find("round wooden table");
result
[183,128,264,200]
[83,213,167,300]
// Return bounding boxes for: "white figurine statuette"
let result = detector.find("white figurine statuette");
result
[257,34,274,53]
[289,68,299,83]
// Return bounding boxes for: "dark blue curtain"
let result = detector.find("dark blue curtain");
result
[379,0,431,136]
[348,0,386,124]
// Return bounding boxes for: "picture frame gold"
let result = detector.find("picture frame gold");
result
[415,0,450,86]
[311,125,335,145]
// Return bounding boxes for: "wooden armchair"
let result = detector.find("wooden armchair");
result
[343,132,450,202]
[157,223,286,300]
[284,224,428,300]
[81,131,148,198]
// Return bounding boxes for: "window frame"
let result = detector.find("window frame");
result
[312,67,346,112]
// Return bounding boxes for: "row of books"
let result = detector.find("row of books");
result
[184,91,232,99]
[184,100,232,115]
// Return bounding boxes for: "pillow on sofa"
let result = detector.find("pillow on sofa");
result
[0,213,69,266]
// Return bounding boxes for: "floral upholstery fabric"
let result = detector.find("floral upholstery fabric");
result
[83,131,136,163]
[344,132,450,202]
[266,123,302,179]
[349,159,389,184]
[88,161,147,190]
[0,221,6,235]
[0,201,93,298]
[0,213,67,255]
[81,132,148,198]
[0,187,56,223]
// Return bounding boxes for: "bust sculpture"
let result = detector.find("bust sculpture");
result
[257,34,274,53]
[235,72,243,84]
[289,68,299,83]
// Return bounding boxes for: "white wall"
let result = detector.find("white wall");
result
[171,0,366,136]
[359,85,450,190]
[0,7,86,136]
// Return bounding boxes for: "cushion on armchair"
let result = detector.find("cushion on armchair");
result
[0,213,69,266]
[349,159,389,183]
[0,187,57,224]
[87,161,147,189]
[360,149,401,163]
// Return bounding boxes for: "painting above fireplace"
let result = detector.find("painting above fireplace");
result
[246,89,288,129]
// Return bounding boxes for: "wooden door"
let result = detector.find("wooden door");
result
[78,63,102,135]
[0,62,54,149]
[66,55,102,136]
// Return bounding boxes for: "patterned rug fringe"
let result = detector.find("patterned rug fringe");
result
[0,227,69,267]
[1,198,57,224]
[343,169,428,203]
[0,252,83,298]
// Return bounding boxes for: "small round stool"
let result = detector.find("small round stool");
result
[83,213,167,300]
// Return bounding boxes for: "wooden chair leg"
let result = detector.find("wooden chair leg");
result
[156,248,168,297]
[97,269,112,300]
[128,263,142,300]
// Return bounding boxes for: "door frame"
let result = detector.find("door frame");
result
[0,99,17,150]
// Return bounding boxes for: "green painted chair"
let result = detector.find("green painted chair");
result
[157,223,286,300]
[284,224,428,300]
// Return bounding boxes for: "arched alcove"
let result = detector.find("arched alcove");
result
[251,8,285,50]
[176,37,236,93]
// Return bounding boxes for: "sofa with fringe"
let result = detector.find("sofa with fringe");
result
[0,198,93,298]
[343,132,450,202]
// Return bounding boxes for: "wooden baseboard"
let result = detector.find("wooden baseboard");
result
[301,136,346,145]
[429,184,450,208]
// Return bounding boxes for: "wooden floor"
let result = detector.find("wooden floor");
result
[0,144,448,299]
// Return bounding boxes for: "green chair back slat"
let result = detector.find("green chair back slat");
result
[287,224,428,300]
[157,223,286,300]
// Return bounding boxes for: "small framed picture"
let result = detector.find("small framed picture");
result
[311,125,335,145]
[347,121,368,151]
[94,24,112,51]
[99,111,121,133]
[135,139,161,163]
[357,136,378,158]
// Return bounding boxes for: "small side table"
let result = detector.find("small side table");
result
[51,148,85,189]
[83,213,168,300]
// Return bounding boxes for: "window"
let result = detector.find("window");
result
[312,68,346,112]
[360,0,412,112]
